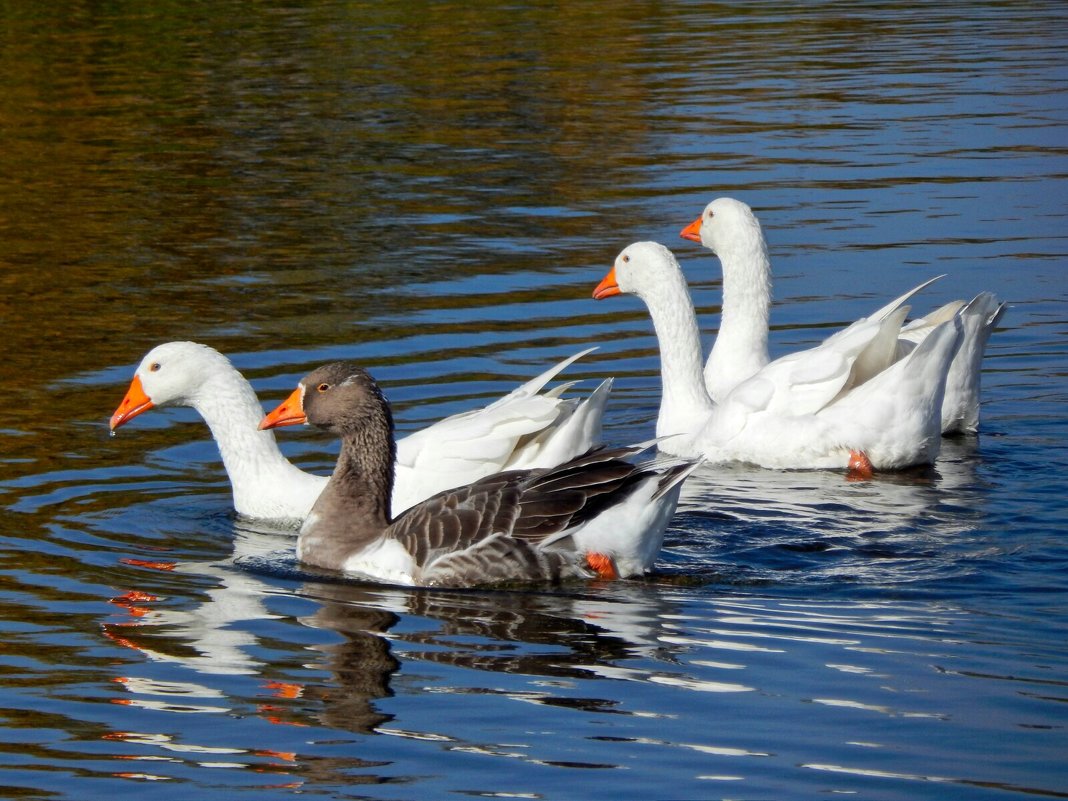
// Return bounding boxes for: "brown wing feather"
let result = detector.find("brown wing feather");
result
[385,475,524,566]
[507,452,655,541]
[382,444,679,580]
[419,534,585,587]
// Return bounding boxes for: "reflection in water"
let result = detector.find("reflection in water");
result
[104,547,685,732]
[102,559,1067,796]
[291,586,400,734]
[104,544,280,677]
[664,438,989,592]
[94,433,994,746]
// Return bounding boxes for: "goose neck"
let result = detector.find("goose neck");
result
[639,270,716,437]
[717,240,771,357]
[192,376,293,485]
[299,411,397,567]
[332,429,396,528]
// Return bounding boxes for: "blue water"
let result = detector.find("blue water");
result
[1,2,1066,799]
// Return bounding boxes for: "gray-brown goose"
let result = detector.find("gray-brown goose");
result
[260,362,699,587]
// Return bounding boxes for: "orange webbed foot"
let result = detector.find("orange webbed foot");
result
[846,450,874,481]
[586,552,619,580]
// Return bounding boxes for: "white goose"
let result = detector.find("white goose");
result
[593,242,962,473]
[259,362,700,585]
[109,342,612,523]
[680,197,1005,433]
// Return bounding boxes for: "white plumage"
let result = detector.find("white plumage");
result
[109,342,611,524]
[680,197,1005,433]
[594,242,962,471]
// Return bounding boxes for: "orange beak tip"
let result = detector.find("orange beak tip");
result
[592,267,621,301]
[260,387,307,430]
[109,375,154,431]
[592,284,620,300]
[680,217,703,242]
[258,408,293,430]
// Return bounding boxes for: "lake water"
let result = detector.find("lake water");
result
[1,2,1066,799]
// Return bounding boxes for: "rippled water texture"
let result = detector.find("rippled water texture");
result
[1,2,1066,799]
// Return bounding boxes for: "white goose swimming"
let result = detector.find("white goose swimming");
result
[109,342,612,523]
[259,362,700,585]
[680,197,1005,433]
[593,242,962,473]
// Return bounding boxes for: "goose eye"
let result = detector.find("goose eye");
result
[150,362,161,372]
[317,382,330,392]
[622,254,630,263]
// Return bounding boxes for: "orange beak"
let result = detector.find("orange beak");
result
[592,267,621,300]
[259,386,306,430]
[680,216,702,242]
[109,375,155,430]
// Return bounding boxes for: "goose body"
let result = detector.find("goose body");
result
[260,363,699,586]
[594,242,962,471]
[680,197,1005,433]
[109,342,611,524]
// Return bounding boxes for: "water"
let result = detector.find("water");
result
[1,2,1066,798]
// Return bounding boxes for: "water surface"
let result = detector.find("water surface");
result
[1,2,1066,799]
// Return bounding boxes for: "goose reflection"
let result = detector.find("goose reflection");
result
[286,584,401,733]
[667,437,989,589]
[278,580,682,732]
[104,525,683,735]
[677,438,984,535]
[103,521,291,677]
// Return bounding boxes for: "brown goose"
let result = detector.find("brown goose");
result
[259,362,700,588]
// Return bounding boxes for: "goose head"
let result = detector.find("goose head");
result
[110,341,234,430]
[593,242,714,439]
[593,241,688,306]
[680,197,767,262]
[260,362,394,439]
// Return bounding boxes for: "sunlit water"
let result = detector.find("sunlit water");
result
[1,2,1066,799]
